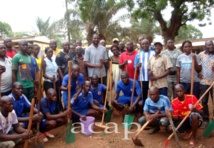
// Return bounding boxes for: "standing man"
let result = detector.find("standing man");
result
[112,38,119,46]
[119,41,138,79]
[3,37,16,58]
[162,38,182,100]
[84,34,108,84]
[12,40,34,101]
[118,41,126,54]
[49,39,60,56]
[134,39,155,104]
[0,43,12,96]
[148,42,172,96]
[198,40,214,127]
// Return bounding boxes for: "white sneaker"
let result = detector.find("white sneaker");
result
[41,133,48,142]
[45,131,55,138]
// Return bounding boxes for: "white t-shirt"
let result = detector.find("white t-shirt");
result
[0,110,18,134]
[0,57,12,92]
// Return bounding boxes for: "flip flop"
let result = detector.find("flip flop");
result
[149,126,160,134]
[183,132,192,140]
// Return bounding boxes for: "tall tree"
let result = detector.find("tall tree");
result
[0,21,12,38]
[175,24,203,42]
[129,0,214,43]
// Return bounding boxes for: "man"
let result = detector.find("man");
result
[71,81,106,121]
[56,41,75,80]
[138,36,145,46]
[134,39,155,104]
[61,64,84,108]
[90,74,106,107]
[8,82,43,129]
[0,96,33,148]
[162,38,182,100]
[112,38,119,46]
[118,41,125,54]
[198,40,214,127]
[148,42,172,96]
[3,37,16,58]
[12,40,34,101]
[73,46,88,80]
[100,39,113,58]
[171,84,203,147]
[119,41,138,79]
[84,34,108,84]
[75,39,82,47]
[40,88,70,142]
[138,86,172,134]
[0,43,12,96]
[100,39,106,47]
[49,39,60,56]
[111,72,143,113]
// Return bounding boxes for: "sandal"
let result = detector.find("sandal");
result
[149,126,160,134]
[183,132,192,140]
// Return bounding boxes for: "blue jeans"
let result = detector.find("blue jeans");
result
[180,82,200,99]
[159,87,168,96]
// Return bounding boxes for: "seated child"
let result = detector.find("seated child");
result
[90,74,106,107]
[71,81,107,121]
[8,82,43,129]
[171,84,203,147]
[111,71,143,113]
[40,88,71,142]
[0,96,33,148]
[138,86,172,134]
[61,64,84,108]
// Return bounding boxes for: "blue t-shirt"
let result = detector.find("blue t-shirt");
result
[71,90,93,111]
[9,93,31,117]
[90,84,106,103]
[30,56,39,80]
[40,97,60,119]
[62,73,84,96]
[144,95,172,114]
[116,78,142,96]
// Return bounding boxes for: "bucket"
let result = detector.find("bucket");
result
[80,116,95,135]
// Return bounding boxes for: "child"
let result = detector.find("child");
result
[90,74,106,107]
[61,64,84,108]
[0,96,32,148]
[40,88,71,142]
[171,84,203,147]
[8,82,43,129]
[71,81,106,121]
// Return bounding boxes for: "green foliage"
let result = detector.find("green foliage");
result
[0,21,12,37]
[175,24,203,42]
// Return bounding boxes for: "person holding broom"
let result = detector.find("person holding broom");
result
[170,84,203,147]
[40,88,71,142]
[70,81,107,122]
[0,96,33,148]
[111,71,143,113]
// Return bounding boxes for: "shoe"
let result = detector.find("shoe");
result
[41,133,48,142]
[46,131,55,138]
[200,121,208,129]
[149,126,160,134]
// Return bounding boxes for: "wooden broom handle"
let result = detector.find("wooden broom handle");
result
[190,56,195,95]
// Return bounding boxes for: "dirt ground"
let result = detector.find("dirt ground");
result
[16,109,214,148]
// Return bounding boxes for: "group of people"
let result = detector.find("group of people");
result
[0,34,213,148]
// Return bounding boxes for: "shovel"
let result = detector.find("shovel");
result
[95,69,110,129]
[123,67,137,130]
[65,61,75,144]
[203,85,214,137]
[164,81,214,147]
[24,98,35,148]
[132,111,159,146]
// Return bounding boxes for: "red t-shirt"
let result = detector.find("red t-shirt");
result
[172,94,203,119]
[6,50,16,58]
[119,50,138,79]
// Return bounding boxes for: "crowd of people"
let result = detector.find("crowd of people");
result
[0,34,213,148]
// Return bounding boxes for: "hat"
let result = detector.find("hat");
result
[112,38,119,42]
[154,42,163,46]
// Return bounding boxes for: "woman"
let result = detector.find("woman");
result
[176,40,202,99]
[42,47,58,95]
[110,45,120,90]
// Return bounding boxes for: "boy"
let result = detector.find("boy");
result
[8,82,43,129]
[171,84,203,147]
[148,42,172,96]
[71,81,106,121]
[111,71,143,114]
[0,96,32,148]
[61,64,84,108]
[138,87,172,134]
[90,74,106,107]
[40,88,71,142]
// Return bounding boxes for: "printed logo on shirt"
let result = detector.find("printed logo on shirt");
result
[128,60,132,63]
[22,64,27,69]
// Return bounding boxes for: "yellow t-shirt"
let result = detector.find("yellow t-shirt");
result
[53,48,61,56]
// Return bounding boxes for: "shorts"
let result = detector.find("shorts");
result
[117,96,143,106]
